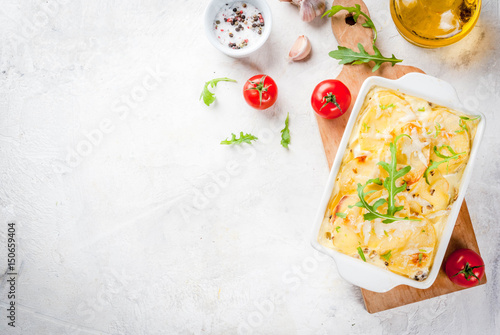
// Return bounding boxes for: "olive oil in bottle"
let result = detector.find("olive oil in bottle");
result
[390,0,481,48]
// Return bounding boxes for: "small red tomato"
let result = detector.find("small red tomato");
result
[445,249,485,288]
[311,79,351,119]
[243,74,278,110]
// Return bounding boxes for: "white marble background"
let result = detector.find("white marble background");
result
[0,0,499,334]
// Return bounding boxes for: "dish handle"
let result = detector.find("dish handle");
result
[334,256,401,293]
[393,73,461,107]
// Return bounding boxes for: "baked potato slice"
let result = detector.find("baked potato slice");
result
[386,221,437,280]
[358,90,413,152]
[394,123,431,185]
[336,155,383,194]
[427,109,470,175]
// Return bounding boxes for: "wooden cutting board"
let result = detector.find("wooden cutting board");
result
[316,0,486,314]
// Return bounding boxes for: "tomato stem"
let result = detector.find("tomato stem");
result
[452,262,484,282]
[245,75,271,106]
[320,92,342,112]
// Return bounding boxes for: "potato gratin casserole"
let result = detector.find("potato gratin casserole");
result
[318,86,480,281]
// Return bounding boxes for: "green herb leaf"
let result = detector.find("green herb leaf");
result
[335,212,347,218]
[324,5,401,72]
[280,112,291,149]
[354,135,420,224]
[356,182,415,223]
[329,44,402,73]
[418,107,425,111]
[418,253,423,263]
[423,145,466,184]
[455,115,480,137]
[419,249,427,252]
[323,4,377,42]
[200,77,237,106]
[378,134,412,217]
[422,229,426,232]
[220,132,258,145]
[357,247,366,262]
[381,250,392,261]
[384,230,389,237]
[362,122,370,132]
[435,123,442,137]
[380,103,395,110]
[336,226,341,233]
[459,115,481,121]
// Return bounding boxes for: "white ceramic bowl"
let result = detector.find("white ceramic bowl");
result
[310,73,485,293]
[204,0,272,58]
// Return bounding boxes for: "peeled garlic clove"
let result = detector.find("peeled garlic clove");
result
[289,35,311,61]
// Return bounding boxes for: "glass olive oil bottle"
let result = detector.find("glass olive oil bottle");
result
[390,0,481,48]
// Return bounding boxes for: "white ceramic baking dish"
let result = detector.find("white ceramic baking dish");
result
[310,73,485,293]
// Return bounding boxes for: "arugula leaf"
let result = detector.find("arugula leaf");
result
[220,132,258,145]
[355,181,411,223]
[200,77,237,106]
[423,145,466,184]
[377,134,412,218]
[323,4,377,42]
[335,212,347,218]
[357,247,366,262]
[381,250,392,261]
[434,123,442,138]
[455,115,480,134]
[280,113,291,148]
[323,5,402,72]
[329,44,403,72]
[353,135,419,223]
[380,103,395,110]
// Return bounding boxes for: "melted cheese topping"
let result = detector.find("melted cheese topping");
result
[318,87,479,281]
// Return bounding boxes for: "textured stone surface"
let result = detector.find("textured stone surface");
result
[0,0,498,334]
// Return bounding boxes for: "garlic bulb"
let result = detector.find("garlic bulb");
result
[289,35,312,61]
[280,0,326,22]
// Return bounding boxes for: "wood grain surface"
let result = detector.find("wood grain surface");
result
[316,0,486,314]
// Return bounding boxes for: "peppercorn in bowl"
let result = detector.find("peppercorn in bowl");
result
[204,0,272,58]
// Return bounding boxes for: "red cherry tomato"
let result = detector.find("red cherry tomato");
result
[311,79,351,119]
[243,74,278,110]
[445,249,485,288]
